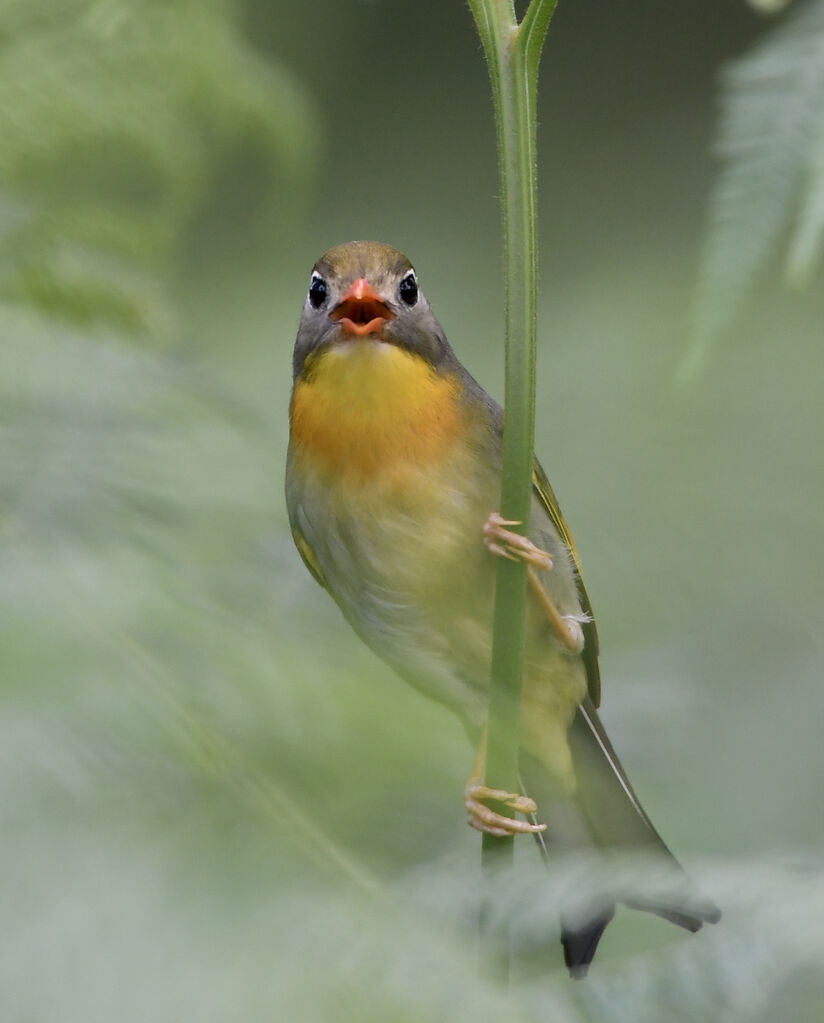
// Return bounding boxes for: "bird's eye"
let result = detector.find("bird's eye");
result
[308,273,328,309]
[398,270,418,306]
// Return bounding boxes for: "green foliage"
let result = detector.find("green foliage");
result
[0,0,317,337]
[688,0,824,377]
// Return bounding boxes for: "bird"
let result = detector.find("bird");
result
[285,240,720,977]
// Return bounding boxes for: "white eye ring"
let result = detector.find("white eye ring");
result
[308,271,328,309]
[399,270,418,306]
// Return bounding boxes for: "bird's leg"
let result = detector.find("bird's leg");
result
[483,511,586,655]
[527,568,586,655]
[482,511,553,570]
[464,726,546,837]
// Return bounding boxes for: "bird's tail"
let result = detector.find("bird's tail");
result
[519,697,721,978]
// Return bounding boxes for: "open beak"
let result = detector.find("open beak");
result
[330,278,394,336]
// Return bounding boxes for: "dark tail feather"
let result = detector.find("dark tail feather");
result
[561,906,615,979]
[623,893,720,931]
[520,697,720,978]
[569,699,720,926]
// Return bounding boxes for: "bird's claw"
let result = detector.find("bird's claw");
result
[483,512,553,571]
[464,778,546,837]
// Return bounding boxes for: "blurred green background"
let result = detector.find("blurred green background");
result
[2,1,823,1020]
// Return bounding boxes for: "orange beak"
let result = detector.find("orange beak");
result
[330,278,394,336]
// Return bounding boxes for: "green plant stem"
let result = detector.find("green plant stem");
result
[467,0,557,983]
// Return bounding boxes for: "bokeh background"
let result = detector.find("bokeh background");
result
[2,1,823,1020]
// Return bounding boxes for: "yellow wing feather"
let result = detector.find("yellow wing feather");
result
[291,523,328,591]
[532,459,602,707]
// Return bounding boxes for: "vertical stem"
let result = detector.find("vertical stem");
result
[467,0,557,984]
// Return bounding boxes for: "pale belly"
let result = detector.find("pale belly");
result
[287,445,588,745]
[288,447,498,724]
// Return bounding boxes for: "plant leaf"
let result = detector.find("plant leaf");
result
[0,0,318,336]
[685,0,824,379]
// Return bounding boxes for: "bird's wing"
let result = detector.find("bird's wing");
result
[290,521,329,591]
[467,381,603,706]
[531,458,602,707]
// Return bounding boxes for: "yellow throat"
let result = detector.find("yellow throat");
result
[290,340,464,483]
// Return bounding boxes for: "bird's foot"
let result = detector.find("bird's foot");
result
[559,614,586,654]
[526,573,589,655]
[464,778,546,837]
[483,512,552,570]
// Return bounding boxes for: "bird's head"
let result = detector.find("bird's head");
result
[292,241,453,378]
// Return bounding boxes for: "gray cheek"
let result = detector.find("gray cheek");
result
[389,317,443,363]
[292,315,336,376]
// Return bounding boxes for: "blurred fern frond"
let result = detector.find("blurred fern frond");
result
[747,0,795,13]
[686,0,824,378]
[0,0,318,337]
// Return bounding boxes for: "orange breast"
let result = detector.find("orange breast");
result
[290,340,464,483]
